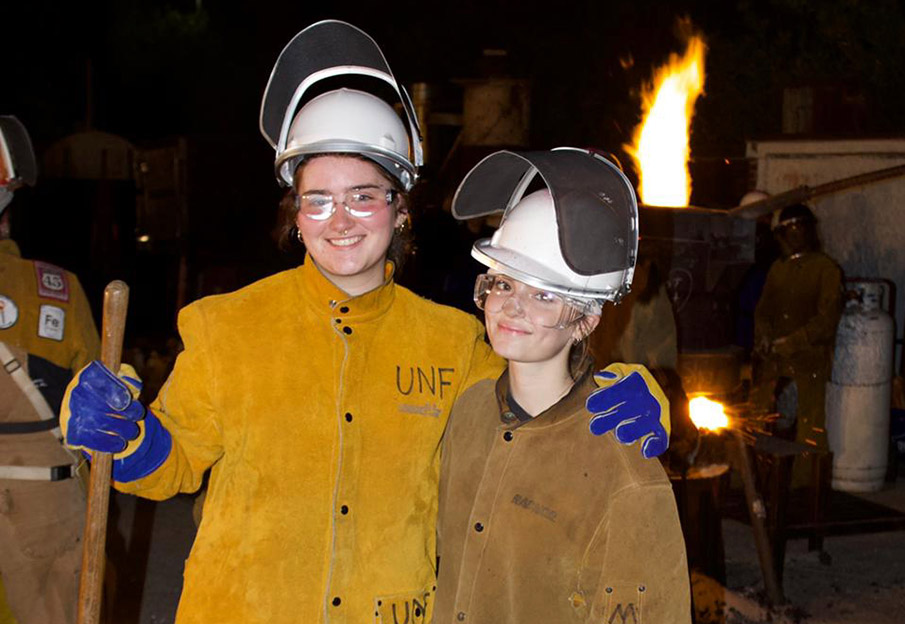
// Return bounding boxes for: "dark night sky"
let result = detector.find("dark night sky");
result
[4,0,905,328]
[7,0,905,153]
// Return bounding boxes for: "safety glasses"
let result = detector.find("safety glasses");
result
[473,273,595,329]
[297,187,397,221]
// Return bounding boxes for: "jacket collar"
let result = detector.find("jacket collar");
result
[0,239,21,257]
[494,363,596,430]
[295,254,396,322]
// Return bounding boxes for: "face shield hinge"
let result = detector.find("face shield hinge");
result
[610,281,632,305]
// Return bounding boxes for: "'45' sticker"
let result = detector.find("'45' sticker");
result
[34,261,70,302]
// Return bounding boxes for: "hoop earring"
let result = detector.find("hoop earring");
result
[289,226,303,245]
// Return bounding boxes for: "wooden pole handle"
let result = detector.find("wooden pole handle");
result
[77,280,129,624]
[732,429,785,606]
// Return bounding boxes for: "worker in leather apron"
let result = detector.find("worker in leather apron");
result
[0,116,100,624]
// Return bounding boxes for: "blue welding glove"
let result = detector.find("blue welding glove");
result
[587,363,670,459]
[61,360,172,482]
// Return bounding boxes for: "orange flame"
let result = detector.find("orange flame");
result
[689,396,729,431]
[627,32,706,207]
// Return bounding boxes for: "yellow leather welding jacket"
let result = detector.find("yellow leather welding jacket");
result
[436,369,690,624]
[116,257,502,624]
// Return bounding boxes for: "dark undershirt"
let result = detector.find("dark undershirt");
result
[505,391,534,423]
[501,366,593,424]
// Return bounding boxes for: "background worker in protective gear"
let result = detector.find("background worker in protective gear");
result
[436,148,689,624]
[58,22,666,624]
[0,116,100,624]
[752,203,842,479]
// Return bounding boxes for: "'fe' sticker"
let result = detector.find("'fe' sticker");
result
[0,295,18,329]
[38,305,65,341]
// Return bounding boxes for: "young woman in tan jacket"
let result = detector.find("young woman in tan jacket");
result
[436,148,690,624]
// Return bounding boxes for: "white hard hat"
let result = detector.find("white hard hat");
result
[276,88,415,189]
[260,20,422,190]
[453,148,638,303]
[739,190,769,206]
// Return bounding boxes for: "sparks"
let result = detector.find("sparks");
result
[689,395,729,431]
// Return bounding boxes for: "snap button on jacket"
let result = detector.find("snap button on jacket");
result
[436,372,690,624]
[116,258,502,624]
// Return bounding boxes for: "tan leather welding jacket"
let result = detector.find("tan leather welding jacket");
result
[754,251,842,379]
[0,239,99,624]
[115,257,502,624]
[436,369,690,624]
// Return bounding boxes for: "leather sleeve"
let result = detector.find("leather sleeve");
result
[753,263,781,345]
[800,261,843,347]
[589,483,691,624]
[116,302,224,499]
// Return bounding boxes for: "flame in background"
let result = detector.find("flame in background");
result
[627,32,706,207]
[689,396,729,431]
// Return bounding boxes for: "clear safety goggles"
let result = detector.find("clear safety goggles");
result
[473,273,597,329]
[297,187,397,221]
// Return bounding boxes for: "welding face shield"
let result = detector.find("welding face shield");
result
[0,116,37,215]
[259,20,423,190]
[772,204,818,257]
[452,148,639,303]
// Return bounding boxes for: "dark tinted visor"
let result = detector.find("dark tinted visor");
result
[452,149,638,276]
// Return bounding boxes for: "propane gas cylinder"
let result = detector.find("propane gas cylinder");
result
[826,280,895,492]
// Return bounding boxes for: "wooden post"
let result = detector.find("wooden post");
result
[732,429,786,605]
[77,281,129,624]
